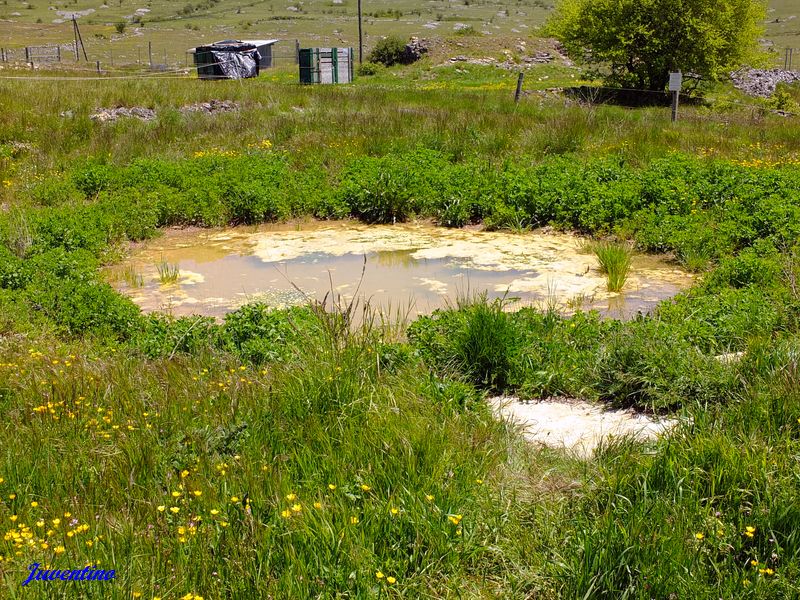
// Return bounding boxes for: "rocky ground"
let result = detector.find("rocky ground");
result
[88,99,239,123]
[731,68,800,97]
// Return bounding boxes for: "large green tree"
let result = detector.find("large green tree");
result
[547,0,766,90]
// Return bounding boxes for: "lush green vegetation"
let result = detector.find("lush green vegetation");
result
[2,60,800,598]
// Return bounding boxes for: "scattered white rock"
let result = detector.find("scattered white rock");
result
[731,68,800,98]
[715,351,745,364]
[489,396,677,459]
[56,8,95,18]
[180,99,240,115]
[89,100,240,123]
[90,106,156,123]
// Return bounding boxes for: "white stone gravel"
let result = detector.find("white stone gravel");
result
[488,396,678,459]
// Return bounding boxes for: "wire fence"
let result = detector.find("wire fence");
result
[0,40,301,74]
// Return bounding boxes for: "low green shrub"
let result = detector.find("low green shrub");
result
[131,314,220,358]
[367,35,409,67]
[356,61,384,77]
[221,303,320,364]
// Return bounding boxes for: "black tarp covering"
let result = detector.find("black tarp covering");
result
[212,48,260,79]
[195,42,261,79]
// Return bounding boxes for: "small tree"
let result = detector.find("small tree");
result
[115,21,126,34]
[547,0,766,91]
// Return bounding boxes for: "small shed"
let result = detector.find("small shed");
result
[190,39,278,80]
[299,47,354,84]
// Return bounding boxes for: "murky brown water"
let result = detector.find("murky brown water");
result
[107,221,693,319]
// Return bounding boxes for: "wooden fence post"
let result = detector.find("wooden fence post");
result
[514,72,524,102]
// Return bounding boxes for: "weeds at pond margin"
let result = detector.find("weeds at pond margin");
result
[156,260,180,285]
[591,241,633,292]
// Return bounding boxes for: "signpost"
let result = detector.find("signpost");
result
[669,71,682,123]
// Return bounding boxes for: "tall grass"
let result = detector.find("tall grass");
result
[0,301,538,598]
[592,241,633,292]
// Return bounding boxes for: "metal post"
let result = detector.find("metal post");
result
[57,46,61,62]
[514,72,524,102]
[295,39,300,65]
[96,60,100,74]
[671,90,680,123]
[357,0,363,64]
[148,41,153,69]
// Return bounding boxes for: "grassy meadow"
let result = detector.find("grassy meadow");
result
[2,7,800,599]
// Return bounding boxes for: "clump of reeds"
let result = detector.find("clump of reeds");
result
[592,241,633,292]
[156,260,180,285]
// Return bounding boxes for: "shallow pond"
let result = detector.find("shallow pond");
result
[108,221,693,319]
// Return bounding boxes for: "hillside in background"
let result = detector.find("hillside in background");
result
[0,0,796,68]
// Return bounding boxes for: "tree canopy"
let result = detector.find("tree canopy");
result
[547,0,767,91]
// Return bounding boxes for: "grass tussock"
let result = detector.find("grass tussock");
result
[156,260,180,285]
[592,240,633,292]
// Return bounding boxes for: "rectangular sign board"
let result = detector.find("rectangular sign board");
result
[668,72,683,92]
